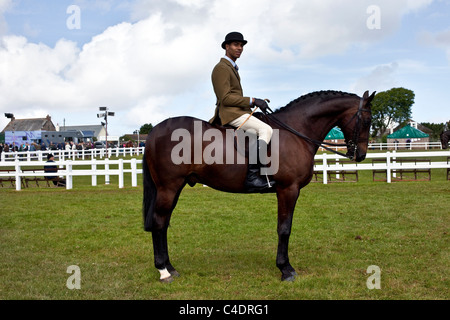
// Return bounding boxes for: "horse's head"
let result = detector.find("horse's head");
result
[441,131,449,149]
[339,91,375,162]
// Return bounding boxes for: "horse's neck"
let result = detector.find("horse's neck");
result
[275,98,349,142]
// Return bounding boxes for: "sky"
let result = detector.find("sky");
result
[0,0,449,137]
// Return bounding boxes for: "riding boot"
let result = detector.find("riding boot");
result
[244,140,276,192]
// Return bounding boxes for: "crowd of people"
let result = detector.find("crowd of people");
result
[1,141,97,152]
[0,140,145,158]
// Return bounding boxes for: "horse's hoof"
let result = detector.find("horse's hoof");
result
[281,274,296,282]
[159,276,174,284]
[170,270,180,278]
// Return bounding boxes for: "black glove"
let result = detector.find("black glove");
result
[253,98,270,114]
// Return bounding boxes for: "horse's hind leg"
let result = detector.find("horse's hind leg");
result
[152,227,178,282]
[152,185,184,282]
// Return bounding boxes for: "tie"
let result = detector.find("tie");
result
[234,64,239,72]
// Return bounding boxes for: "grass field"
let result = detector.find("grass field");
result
[0,162,449,300]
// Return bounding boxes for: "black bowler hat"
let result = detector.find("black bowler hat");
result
[221,32,247,49]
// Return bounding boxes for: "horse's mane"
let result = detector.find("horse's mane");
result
[273,90,358,114]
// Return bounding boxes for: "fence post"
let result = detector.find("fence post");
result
[131,158,137,187]
[386,152,391,184]
[92,159,97,186]
[15,159,21,191]
[392,150,396,179]
[105,158,110,185]
[118,159,124,188]
[322,153,328,185]
[66,160,73,190]
[335,157,340,180]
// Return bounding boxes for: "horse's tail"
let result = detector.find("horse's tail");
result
[142,151,156,232]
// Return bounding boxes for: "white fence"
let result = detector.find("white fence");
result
[1,142,445,163]
[318,141,443,152]
[1,150,449,191]
[314,150,450,184]
[0,147,145,162]
[0,158,143,191]
[367,141,443,150]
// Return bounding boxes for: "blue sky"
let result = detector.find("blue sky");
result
[1,0,449,137]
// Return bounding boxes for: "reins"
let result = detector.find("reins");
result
[261,97,368,160]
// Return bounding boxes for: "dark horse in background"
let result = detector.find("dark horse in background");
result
[143,90,375,282]
[441,130,450,149]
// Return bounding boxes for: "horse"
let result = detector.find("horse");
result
[142,90,375,282]
[440,130,450,149]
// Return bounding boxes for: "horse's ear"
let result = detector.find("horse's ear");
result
[367,91,376,103]
[363,91,369,99]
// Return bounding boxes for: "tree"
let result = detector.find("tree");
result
[371,88,415,138]
[420,122,446,141]
[140,123,153,134]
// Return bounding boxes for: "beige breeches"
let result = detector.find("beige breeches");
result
[228,114,273,144]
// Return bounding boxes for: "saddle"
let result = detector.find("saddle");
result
[210,112,272,166]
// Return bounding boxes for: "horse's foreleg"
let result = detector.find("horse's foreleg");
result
[276,186,300,281]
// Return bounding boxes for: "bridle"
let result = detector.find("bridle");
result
[263,97,371,160]
[340,97,372,160]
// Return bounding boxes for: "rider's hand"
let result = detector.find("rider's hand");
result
[253,98,270,114]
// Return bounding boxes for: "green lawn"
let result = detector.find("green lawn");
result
[0,165,448,300]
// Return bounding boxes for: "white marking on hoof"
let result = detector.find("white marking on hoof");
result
[158,268,171,280]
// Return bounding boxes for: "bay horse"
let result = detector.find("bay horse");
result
[142,90,375,282]
[441,130,449,149]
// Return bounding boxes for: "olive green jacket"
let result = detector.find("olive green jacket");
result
[209,58,252,125]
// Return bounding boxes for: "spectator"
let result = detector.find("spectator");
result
[44,154,66,187]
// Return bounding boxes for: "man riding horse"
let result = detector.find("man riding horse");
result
[210,32,275,192]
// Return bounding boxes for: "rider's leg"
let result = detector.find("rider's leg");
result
[229,115,275,191]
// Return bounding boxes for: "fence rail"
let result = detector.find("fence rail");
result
[319,141,443,151]
[1,142,446,162]
[0,147,145,162]
[1,150,449,191]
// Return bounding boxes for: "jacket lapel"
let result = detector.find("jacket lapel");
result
[221,58,242,86]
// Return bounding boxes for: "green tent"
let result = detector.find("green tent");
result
[325,127,344,140]
[387,125,429,139]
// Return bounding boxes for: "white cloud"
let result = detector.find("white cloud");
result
[420,28,450,62]
[352,62,400,94]
[0,0,12,36]
[0,0,437,135]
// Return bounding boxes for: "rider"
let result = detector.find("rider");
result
[210,32,275,192]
